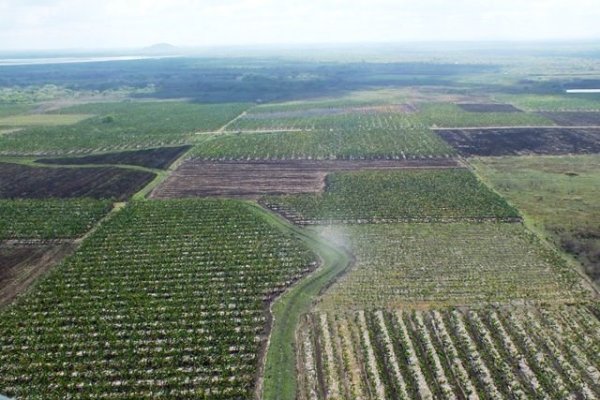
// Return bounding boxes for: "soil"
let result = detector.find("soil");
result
[437,127,600,156]
[0,242,76,307]
[0,162,156,200]
[37,145,191,170]
[538,112,600,126]
[457,103,523,113]
[150,158,461,199]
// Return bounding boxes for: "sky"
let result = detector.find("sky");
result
[0,0,599,51]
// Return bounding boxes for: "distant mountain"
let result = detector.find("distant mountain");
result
[142,43,179,54]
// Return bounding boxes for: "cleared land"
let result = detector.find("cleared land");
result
[315,223,587,310]
[0,102,249,155]
[298,305,600,399]
[539,111,600,126]
[0,243,75,307]
[457,103,522,113]
[474,155,600,285]
[0,114,93,127]
[264,169,519,224]
[0,198,112,239]
[37,145,191,169]
[437,127,600,156]
[151,159,460,199]
[0,162,155,200]
[0,200,317,399]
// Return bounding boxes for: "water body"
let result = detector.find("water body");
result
[566,89,600,93]
[0,55,180,67]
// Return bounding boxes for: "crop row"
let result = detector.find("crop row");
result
[0,199,317,399]
[0,198,112,240]
[263,169,520,224]
[315,222,587,310]
[298,305,600,399]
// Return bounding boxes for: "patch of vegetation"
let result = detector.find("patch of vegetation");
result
[0,113,93,127]
[264,169,519,223]
[0,199,317,399]
[474,155,600,284]
[0,102,249,155]
[496,93,600,111]
[0,199,112,239]
[315,223,587,310]
[38,145,191,170]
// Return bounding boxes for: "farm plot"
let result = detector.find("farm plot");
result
[496,93,600,112]
[0,243,75,307]
[263,169,519,224]
[0,200,317,399]
[0,102,249,155]
[0,162,155,200]
[0,114,93,127]
[437,127,600,156]
[456,103,523,113]
[151,158,460,199]
[474,155,600,285]
[315,223,587,310]
[37,145,191,170]
[0,199,112,240]
[298,305,600,399]
[539,111,600,126]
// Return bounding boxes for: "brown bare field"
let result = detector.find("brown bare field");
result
[457,103,523,113]
[150,158,461,199]
[0,243,75,307]
[539,111,600,126]
[437,127,600,156]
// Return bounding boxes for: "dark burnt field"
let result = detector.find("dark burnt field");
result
[538,112,600,126]
[150,158,461,198]
[36,145,191,169]
[0,243,75,307]
[0,162,155,200]
[437,127,600,156]
[457,103,522,113]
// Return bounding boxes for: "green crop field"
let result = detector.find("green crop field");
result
[474,155,600,285]
[0,102,250,155]
[496,94,600,111]
[264,169,519,224]
[0,199,112,240]
[314,223,587,310]
[0,114,93,127]
[0,199,317,399]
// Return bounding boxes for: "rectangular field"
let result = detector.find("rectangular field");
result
[298,305,600,399]
[151,159,461,199]
[315,223,588,310]
[0,114,94,127]
[0,200,317,399]
[457,103,523,113]
[264,169,519,223]
[0,162,155,200]
[539,111,600,126]
[437,127,600,156]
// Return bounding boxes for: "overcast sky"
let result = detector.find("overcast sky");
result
[0,0,599,51]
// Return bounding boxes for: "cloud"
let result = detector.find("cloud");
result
[0,0,598,50]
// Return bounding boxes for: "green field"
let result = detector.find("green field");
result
[0,102,250,155]
[264,169,519,223]
[0,199,112,240]
[0,199,316,399]
[315,223,587,310]
[474,155,600,284]
[0,114,93,127]
[496,93,600,111]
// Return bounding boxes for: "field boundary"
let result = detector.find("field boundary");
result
[245,202,351,400]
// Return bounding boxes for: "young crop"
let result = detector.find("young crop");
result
[0,199,317,399]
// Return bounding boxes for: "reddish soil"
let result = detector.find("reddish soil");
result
[151,158,461,199]
[37,145,191,170]
[437,127,600,156]
[538,112,600,126]
[0,162,155,200]
[0,243,75,307]
[457,103,523,113]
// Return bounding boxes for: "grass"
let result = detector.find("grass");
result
[0,114,93,127]
[314,223,588,311]
[263,169,519,223]
[473,155,600,285]
[495,93,600,111]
